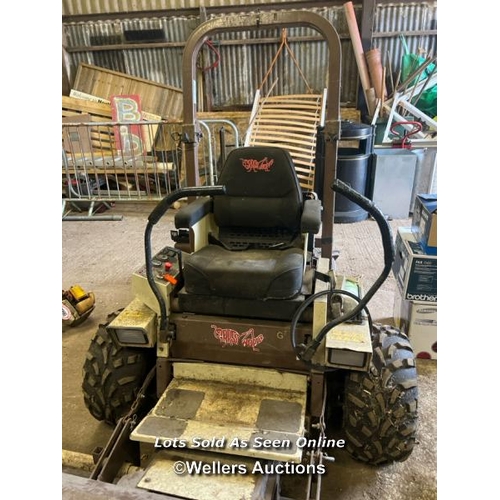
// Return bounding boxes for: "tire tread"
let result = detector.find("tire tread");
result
[343,323,419,465]
[82,317,153,425]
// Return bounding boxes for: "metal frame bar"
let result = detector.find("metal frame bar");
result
[64,30,437,54]
[198,119,241,185]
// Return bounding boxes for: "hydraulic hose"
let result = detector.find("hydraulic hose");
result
[145,186,226,332]
[290,288,374,372]
[294,178,394,364]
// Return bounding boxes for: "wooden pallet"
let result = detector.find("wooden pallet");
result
[62,96,117,154]
[72,63,183,121]
[244,91,327,191]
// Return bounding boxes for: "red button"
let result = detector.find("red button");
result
[165,262,173,271]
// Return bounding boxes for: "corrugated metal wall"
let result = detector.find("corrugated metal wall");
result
[204,7,357,107]
[63,2,437,109]
[64,16,197,87]
[62,0,313,16]
[373,3,437,74]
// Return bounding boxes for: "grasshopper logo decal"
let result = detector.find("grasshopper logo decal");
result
[211,324,265,351]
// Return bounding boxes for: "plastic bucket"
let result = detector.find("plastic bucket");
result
[334,122,373,223]
[334,148,371,223]
[339,121,374,154]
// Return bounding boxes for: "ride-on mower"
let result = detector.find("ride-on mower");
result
[78,11,418,500]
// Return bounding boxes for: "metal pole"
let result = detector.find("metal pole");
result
[62,450,142,477]
[63,215,124,221]
[198,121,215,185]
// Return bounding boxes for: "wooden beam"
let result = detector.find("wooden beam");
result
[357,0,376,117]
[360,0,375,53]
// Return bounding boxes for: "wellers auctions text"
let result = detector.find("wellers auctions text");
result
[180,460,326,475]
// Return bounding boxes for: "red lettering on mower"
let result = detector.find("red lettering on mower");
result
[211,325,241,346]
[211,325,264,351]
[240,157,274,172]
[241,330,264,351]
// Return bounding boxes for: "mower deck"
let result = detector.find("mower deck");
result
[131,363,308,464]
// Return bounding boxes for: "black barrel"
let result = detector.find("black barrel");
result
[334,122,373,223]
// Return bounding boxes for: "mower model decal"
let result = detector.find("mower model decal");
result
[211,324,264,351]
[240,157,274,173]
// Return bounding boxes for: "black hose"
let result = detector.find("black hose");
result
[290,289,373,372]
[332,179,394,271]
[145,186,226,331]
[294,179,394,364]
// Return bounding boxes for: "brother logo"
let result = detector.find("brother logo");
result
[407,293,437,302]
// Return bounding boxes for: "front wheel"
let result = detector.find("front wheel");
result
[343,323,419,465]
[82,313,155,426]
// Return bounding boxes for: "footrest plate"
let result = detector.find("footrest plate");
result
[131,364,308,463]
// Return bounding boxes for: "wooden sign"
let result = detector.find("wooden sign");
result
[111,95,145,156]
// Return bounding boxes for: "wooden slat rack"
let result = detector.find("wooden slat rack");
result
[244,91,327,191]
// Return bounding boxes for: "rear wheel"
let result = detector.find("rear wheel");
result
[343,323,418,464]
[82,313,155,426]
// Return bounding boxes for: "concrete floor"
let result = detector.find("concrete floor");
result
[62,202,437,500]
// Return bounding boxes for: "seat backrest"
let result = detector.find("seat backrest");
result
[214,146,303,234]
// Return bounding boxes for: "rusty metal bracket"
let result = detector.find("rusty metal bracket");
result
[90,366,157,483]
[324,119,342,141]
[181,123,201,144]
[90,417,140,483]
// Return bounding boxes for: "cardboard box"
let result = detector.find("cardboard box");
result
[412,194,437,255]
[393,290,437,360]
[393,227,437,302]
[62,114,93,154]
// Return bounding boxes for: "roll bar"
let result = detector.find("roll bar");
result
[180,11,342,260]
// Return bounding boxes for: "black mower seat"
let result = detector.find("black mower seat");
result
[180,146,320,303]
[184,245,304,300]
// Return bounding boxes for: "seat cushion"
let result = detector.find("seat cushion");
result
[183,245,304,300]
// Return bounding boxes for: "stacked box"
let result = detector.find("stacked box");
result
[393,290,437,359]
[393,227,437,359]
[412,194,437,255]
[393,227,437,302]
